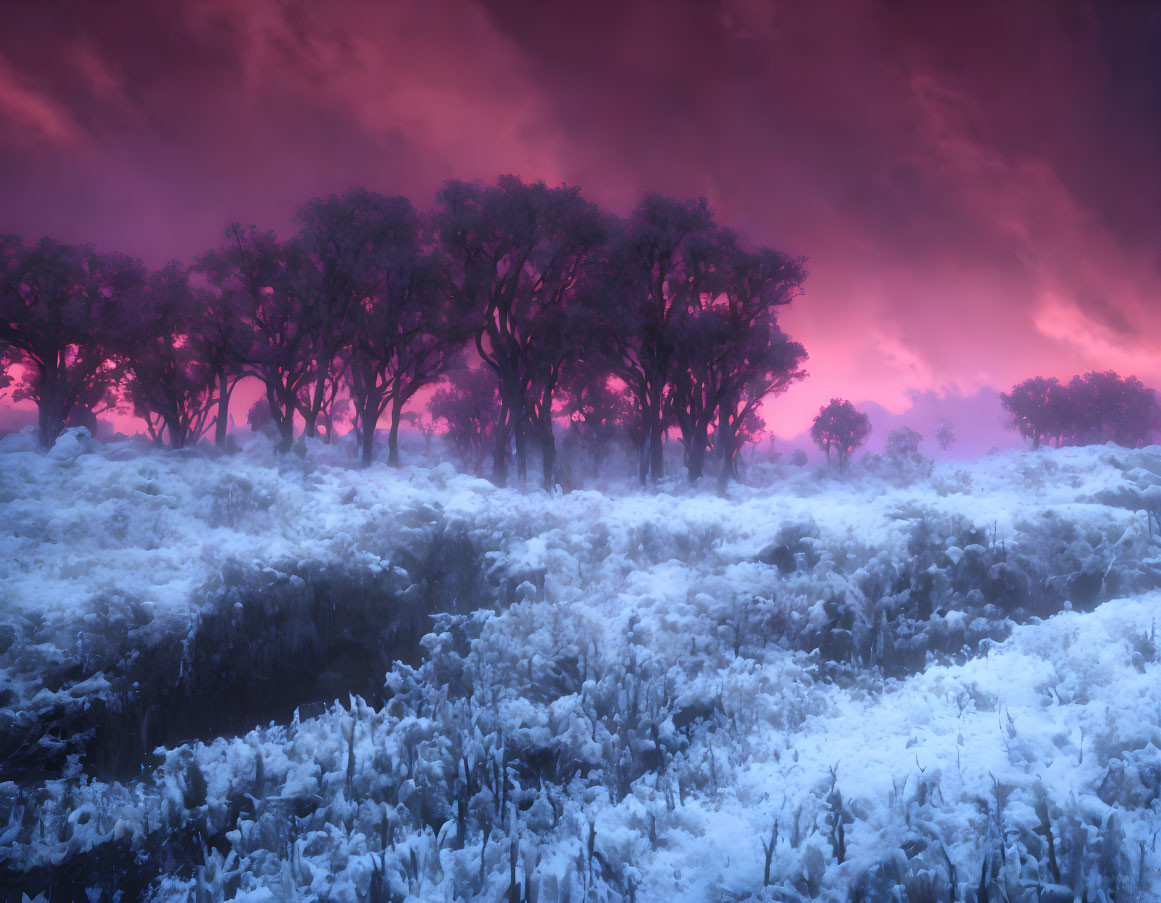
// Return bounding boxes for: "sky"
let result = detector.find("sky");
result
[1,0,1159,453]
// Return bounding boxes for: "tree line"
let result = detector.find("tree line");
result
[0,177,809,487]
[1000,372,1160,450]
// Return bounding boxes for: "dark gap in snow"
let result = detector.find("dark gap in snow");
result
[0,528,501,786]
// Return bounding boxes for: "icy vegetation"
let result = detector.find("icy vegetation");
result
[1,429,1160,901]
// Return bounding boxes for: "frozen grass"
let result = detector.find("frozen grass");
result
[1,429,1160,900]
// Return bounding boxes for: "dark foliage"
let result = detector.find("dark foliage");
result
[429,366,503,476]
[1001,371,1160,449]
[434,176,608,488]
[0,236,145,447]
[2,179,813,488]
[811,398,871,472]
[122,263,216,449]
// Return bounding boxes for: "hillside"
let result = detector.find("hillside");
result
[1,429,1159,901]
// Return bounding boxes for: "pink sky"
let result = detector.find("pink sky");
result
[1,0,1158,450]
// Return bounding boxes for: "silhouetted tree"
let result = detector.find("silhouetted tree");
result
[885,426,922,459]
[661,235,808,483]
[599,195,718,483]
[122,263,216,449]
[1000,376,1069,449]
[811,398,870,472]
[198,224,313,453]
[0,348,13,400]
[434,176,607,488]
[429,366,501,476]
[935,421,956,452]
[193,276,251,450]
[1064,371,1159,447]
[342,195,463,467]
[292,190,398,441]
[559,366,634,477]
[708,246,808,484]
[246,396,276,438]
[0,235,145,447]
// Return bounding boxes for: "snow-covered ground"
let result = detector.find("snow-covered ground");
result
[1,429,1159,901]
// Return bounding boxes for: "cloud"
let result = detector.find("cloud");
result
[0,0,1157,440]
[0,55,84,146]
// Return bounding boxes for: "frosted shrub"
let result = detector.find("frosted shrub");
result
[203,473,275,528]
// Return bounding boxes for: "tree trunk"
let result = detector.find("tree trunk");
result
[272,389,295,454]
[540,426,556,491]
[514,419,528,484]
[214,371,230,449]
[360,407,377,467]
[38,366,66,449]
[387,395,404,468]
[718,409,736,489]
[302,371,327,439]
[492,404,510,487]
[166,415,185,450]
[649,421,664,483]
[687,433,706,481]
[302,409,318,440]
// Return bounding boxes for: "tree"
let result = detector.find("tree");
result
[122,263,216,449]
[434,176,607,488]
[429,367,501,476]
[198,224,313,453]
[935,421,956,452]
[246,396,277,438]
[1064,371,1159,447]
[292,189,400,441]
[1000,376,1069,449]
[343,195,464,467]
[193,276,251,450]
[0,235,145,447]
[810,398,870,472]
[0,346,14,400]
[705,245,808,485]
[598,195,718,483]
[559,365,634,477]
[885,426,922,459]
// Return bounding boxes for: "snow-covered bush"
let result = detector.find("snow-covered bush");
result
[2,438,1161,899]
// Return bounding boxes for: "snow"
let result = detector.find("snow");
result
[1,428,1160,900]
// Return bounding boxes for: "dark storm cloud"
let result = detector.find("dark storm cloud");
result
[0,0,1158,434]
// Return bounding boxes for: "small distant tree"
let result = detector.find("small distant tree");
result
[559,366,634,477]
[790,448,808,467]
[399,410,438,456]
[935,421,955,452]
[885,426,922,459]
[247,397,277,438]
[429,367,502,476]
[999,376,1067,449]
[122,263,217,449]
[810,398,870,472]
[0,235,145,447]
